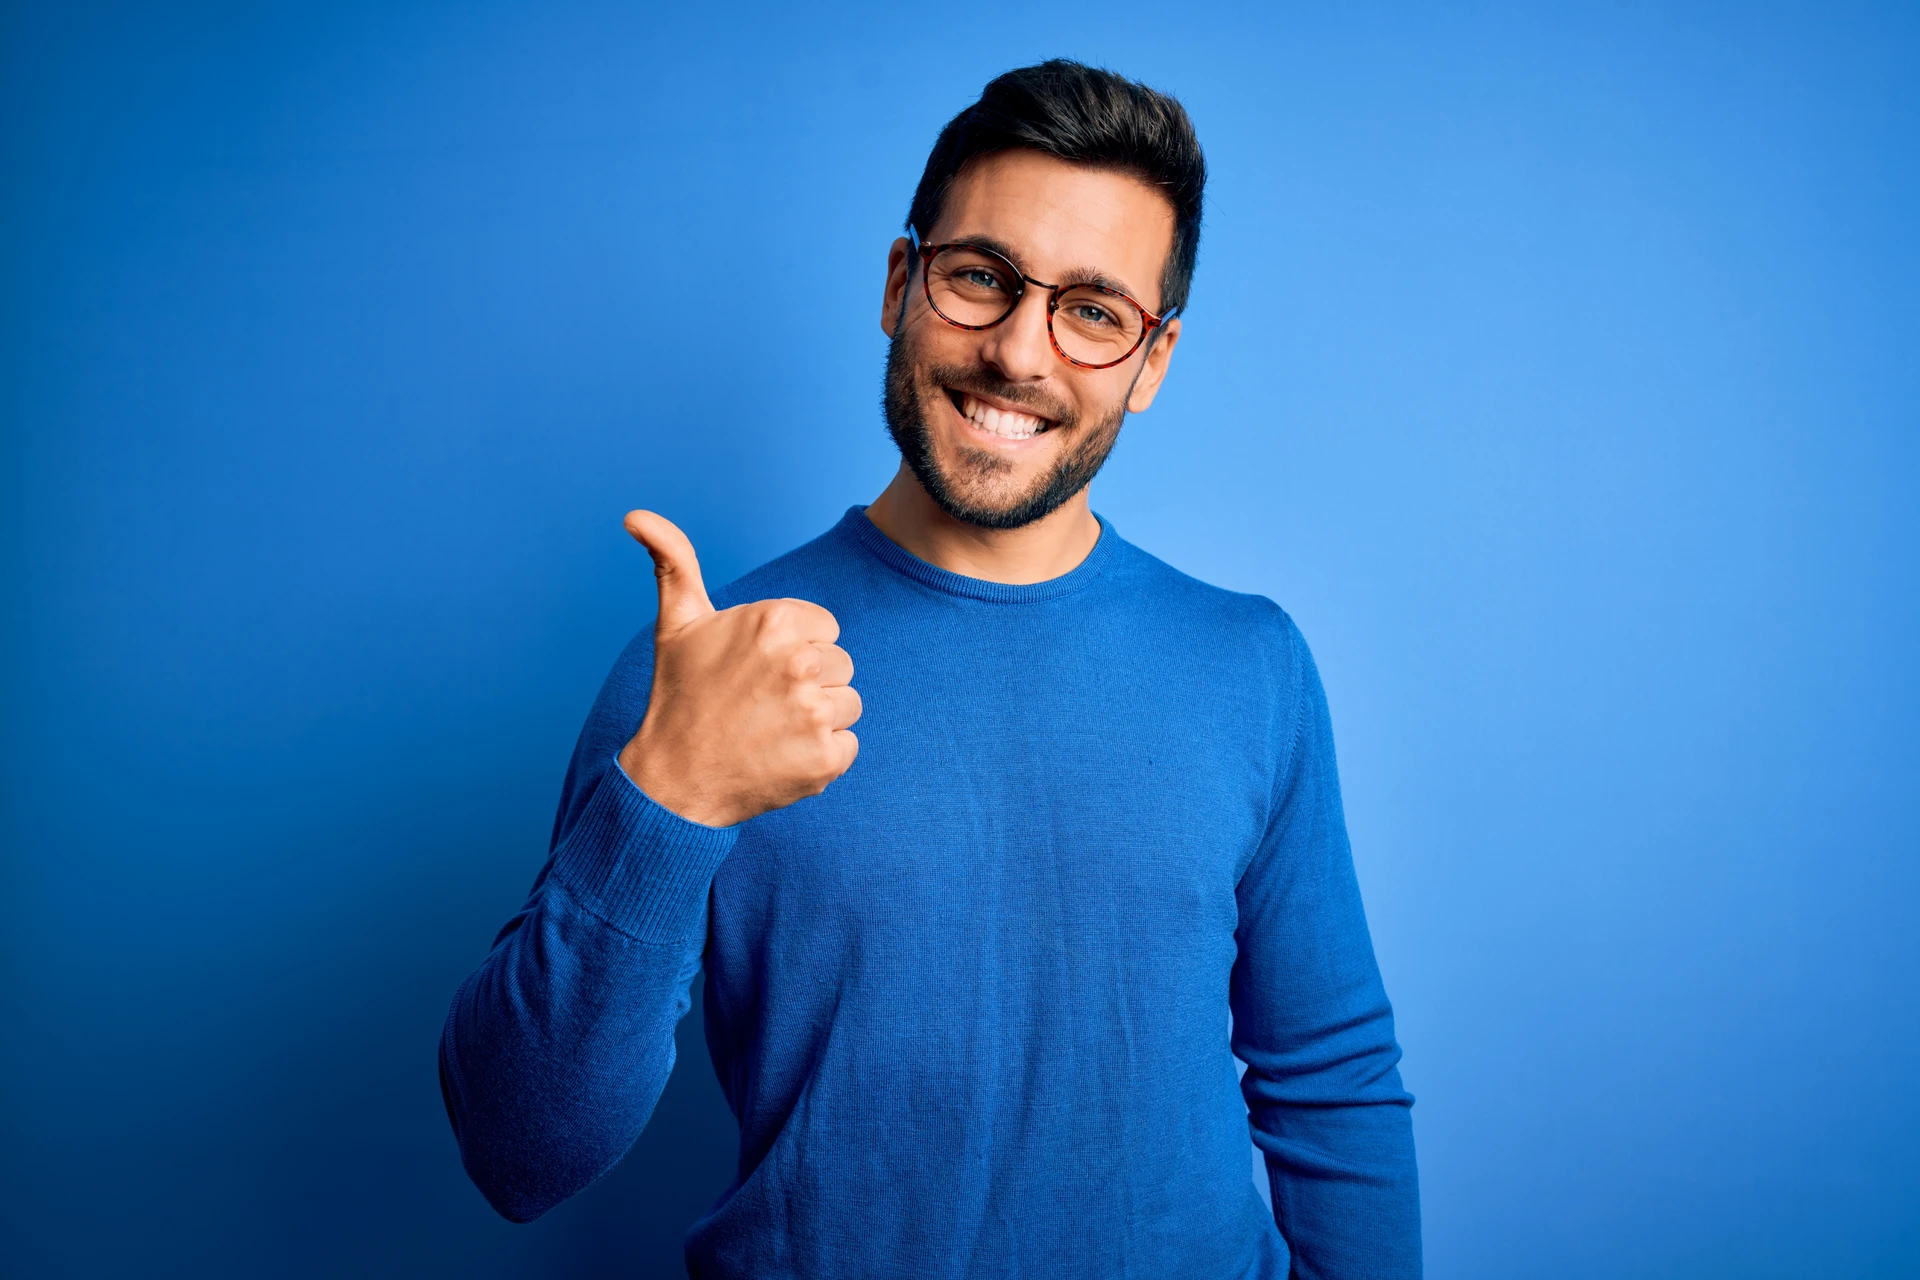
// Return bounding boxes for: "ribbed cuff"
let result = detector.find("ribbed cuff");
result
[547,761,739,944]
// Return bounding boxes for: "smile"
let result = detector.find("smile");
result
[948,390,1053,441]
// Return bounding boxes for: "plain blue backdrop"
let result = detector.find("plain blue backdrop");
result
[3,2,1915,1276]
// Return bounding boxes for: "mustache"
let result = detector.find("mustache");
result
[925,362,1076,431]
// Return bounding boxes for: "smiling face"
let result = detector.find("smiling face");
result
[880,149,1183,529]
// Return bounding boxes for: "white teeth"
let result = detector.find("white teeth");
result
[960,394,1045,440]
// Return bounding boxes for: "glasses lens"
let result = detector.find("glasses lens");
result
[925,246,1021,327]
[1051,285,1146,367]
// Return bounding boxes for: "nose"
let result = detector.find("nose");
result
[976,286,1055,382]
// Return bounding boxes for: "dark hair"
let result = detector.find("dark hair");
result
[906,59,1206,319]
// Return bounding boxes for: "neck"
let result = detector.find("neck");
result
[864,464,1102,585]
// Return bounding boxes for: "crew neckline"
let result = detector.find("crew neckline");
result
[838,505,1119,604]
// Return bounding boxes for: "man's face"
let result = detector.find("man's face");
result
[880,149,1182,529]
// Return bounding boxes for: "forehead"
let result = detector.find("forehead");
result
[930,149,1176,308]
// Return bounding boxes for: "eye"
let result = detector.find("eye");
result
[960,267,1007,291]
[1068,301,1118,328]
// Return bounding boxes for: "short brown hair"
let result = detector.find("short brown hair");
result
[906,59,1207,317]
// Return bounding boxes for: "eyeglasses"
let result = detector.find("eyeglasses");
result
[916,241,1168,370]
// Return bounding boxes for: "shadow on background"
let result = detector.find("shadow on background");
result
[4,764,740,1275]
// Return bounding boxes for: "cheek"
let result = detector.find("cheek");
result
[1077,374,1134,428]
[915,318,983,369]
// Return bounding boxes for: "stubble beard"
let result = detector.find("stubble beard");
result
[881,322,1129,532]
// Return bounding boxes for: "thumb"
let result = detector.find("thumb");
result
[624,510,715,633]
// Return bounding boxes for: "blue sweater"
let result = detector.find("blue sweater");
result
[441,508,1420,1278]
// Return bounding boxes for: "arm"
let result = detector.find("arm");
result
[439,511,860,1222]
[1231,618,1421,1278]
[438,632,736,1222]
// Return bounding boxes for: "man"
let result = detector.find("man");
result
[442,60,1421,1278]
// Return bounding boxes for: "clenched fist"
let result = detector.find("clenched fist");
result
[616,511,862,828]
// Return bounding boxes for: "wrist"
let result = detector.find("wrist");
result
[617,736,737,828]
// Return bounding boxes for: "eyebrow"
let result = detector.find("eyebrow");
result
[951,234,1145,303]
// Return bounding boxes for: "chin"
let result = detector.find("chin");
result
[883,330,1122,531]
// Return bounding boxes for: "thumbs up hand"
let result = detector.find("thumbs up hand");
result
[616,511,861,828]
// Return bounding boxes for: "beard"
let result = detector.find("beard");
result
[881,321,1129,531]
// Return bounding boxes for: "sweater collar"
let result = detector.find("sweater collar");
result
[838,505,1118,604]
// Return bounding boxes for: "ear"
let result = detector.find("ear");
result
[881,237,913,337]
[1125,317,1182,413]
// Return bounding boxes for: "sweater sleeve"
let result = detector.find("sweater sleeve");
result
[438,631,737,1223]
[1231,616,1422,1278]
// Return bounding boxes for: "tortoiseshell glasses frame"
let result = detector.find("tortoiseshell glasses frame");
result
[916,240,1168,371]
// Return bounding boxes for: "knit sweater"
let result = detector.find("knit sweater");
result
[441,507,1420,1278]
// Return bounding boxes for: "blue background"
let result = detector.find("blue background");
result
[3,2,1915,1276]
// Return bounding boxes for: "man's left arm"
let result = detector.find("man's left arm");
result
[1232,615,1421,1279]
